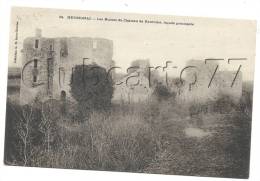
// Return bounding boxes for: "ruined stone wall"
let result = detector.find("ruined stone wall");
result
[20,34,114,105]
[176,60,242,104]
[52,37,113,101]
[216,71,242,103]
[20,37,55,105]
[112,70,152,104]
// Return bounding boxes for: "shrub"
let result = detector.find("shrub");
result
[70,64,114,115]
[153,82,176,101]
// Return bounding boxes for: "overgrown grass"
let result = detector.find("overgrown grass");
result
[4,92,252,178]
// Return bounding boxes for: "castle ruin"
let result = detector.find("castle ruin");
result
[176,60,242,104]
[20,29,114,105]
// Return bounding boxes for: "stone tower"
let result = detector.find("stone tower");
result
[20,29,113,105]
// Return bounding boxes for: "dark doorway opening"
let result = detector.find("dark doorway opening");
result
[60,90,67,115]
[60,90,66,101]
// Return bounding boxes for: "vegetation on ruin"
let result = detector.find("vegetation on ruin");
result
[4,67,253,178]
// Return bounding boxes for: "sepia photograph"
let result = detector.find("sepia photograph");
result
[4,7,257,179]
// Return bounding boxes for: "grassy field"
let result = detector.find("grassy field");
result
[4,85,252,178]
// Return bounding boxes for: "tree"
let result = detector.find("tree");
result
[153,82,176,101]
[70,64,114,115]
[4,101,42,166]
[39,99,60,154]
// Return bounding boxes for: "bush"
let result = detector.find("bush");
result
[70,64,114,114]
[4,101,43,165]
[153,82,176,101]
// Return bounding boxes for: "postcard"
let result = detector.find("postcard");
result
[4,7,256,178]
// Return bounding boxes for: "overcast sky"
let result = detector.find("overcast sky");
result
[9,7,256,80]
